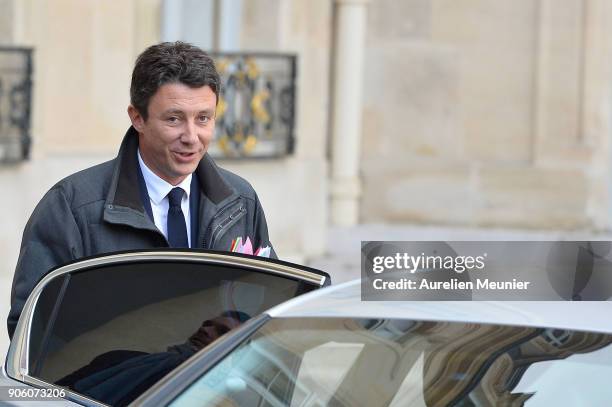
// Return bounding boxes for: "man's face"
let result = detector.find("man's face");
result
[128,83,216,185]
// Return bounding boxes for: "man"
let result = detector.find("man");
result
[8,42,275,338]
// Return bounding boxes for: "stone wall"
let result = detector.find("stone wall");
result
[0,0,14,43]
[360,0,612,230]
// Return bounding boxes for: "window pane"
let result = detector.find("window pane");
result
[28,260,317,406]
[0,47,33,162]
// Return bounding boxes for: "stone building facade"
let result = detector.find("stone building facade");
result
[1,0,611,277]
[361,0,612,230]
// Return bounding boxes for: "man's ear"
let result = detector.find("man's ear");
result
[127,105,145,132]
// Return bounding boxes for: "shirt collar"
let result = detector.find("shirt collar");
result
[137,149,192,205]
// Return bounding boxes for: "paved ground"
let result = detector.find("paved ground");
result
[3,223,611,361]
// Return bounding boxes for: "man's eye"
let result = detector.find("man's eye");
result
[199,115,209,123]
[167,117,179,123]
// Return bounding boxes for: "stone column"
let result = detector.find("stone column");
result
[330,0,369,226]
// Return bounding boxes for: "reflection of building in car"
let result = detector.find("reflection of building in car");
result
[158,280,612,407]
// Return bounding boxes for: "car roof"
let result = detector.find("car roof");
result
[268,279,612,334]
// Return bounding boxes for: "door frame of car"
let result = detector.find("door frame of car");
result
[5,250,329,406]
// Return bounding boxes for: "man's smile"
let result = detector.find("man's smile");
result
[172,150,199,163]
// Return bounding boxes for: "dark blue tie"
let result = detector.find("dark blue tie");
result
[167,187,188,248]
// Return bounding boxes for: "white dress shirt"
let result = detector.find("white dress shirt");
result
[138,149,192,247]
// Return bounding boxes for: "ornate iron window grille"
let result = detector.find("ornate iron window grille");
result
[208,52,296,159]
[0,46,33,163]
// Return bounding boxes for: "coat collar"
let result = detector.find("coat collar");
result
[106,126,237,215]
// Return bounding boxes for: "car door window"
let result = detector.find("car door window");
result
[20,254,326,406]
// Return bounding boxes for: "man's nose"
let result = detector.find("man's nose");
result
[181,121,199,143]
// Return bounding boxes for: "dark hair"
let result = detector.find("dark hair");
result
[130,41,220,120]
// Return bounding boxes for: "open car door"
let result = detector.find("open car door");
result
[6,250,330,406]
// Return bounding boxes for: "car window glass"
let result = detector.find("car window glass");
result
[387,352,427,407]
[291,342,364,406]
[169,318,612,407]
[512,340,612,405]
[27,259,321,406]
